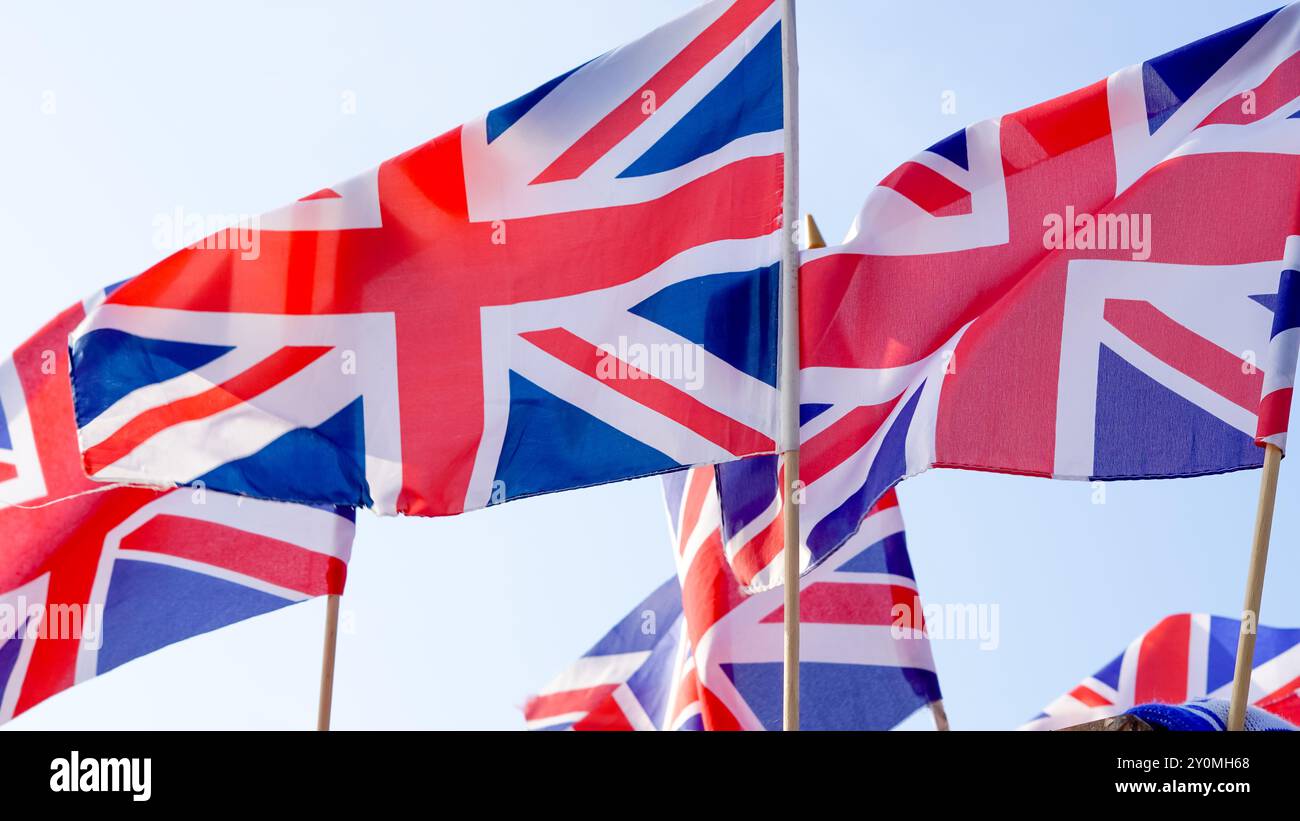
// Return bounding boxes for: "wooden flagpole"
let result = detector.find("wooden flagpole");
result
[779,0,801,732]
[781,450,801,732]
[317,593,341,731]
[1226,443,1283,730]
[930,700,950,732]
[781,214,822,730]
[800,215,949,732]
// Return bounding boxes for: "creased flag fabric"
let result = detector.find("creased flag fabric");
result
[1259,688,1300,724]
[1257,264,1300,448]
[524,466,941,731]
[1021,613,1300,731]
[0,294,354,726]
[67,0,786,516]
[786,6,1300,572]
[522,577,684,731]
[665,470,941,730]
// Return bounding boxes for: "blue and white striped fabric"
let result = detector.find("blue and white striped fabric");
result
[1126,699,1297,731]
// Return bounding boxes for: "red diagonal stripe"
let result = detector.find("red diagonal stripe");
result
[0,461,16,483]
[699,684,744,731]
[1200,51,1300,127]
[1259,675,1300,710]
[1104,299,1263,412]
[121,513,346,596]
[801,396,903,486]
[728,513,783,586]
[83,346,332,472]
[298,187,342,201]
[761,582,919,626]
[877,161,972,217]
[670,667,701,722]
[677,465,715,555]
[531,0,774,184]
[524,685,619,722]
[1069,684,1113,708]
[726,458,783,586]
[519,328,774,456]
[1259,692,1300,725]
[682,528,745,643]
[571,692,638,731]
[1134,614,1191,705]
[869,487,900,516]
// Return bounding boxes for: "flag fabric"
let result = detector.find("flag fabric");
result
[1123,699,1296,731]
[789,7,1300,573]
[1021,613,1300,731]
[522,577,684,731]
[0,294,354,726]
[665,469,941,730]
[1258,687,1300,724]
[524,464,941,731]
[702,454,787,592]
[1257,264,1300,448]
[67,0,786,517]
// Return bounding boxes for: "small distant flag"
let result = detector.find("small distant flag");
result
[523,578,683,731]
[525,462,942,731]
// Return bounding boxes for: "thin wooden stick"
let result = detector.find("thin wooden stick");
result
[782,450,801,731]
[1227,443,1283,730]
[929,700,950,732]
[782,214,826,731]
[317,593,341,731]
[778,0,801,732]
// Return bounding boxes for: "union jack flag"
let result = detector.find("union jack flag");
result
[0,297,353,726]
[1022,613,1300,731]
[67,0,786,516]
[523,577,684,731]
[790,6,1300,570]
[1258,265,1300,449]
[524,462,942,731]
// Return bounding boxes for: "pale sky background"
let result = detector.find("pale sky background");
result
[2,0,1296,731]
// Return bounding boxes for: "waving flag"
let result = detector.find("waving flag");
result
[523,577,684,731]
[1022,613,1300,731]
[667,470,940,730]
[0,296,353,726]
[525,463,941,731]
[1259,688,1300,724]
[68,0,786,516]
[1258,265,1300,449]
[792,7,1300,570]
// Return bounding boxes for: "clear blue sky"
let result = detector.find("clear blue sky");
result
[2,0,1294,730]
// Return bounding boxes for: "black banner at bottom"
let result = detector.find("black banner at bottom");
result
[0,730,1289,807]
